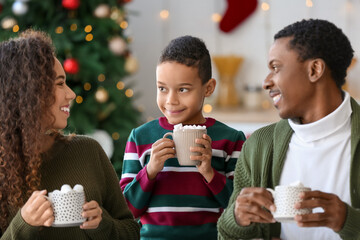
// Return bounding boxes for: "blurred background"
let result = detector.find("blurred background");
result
[0,0,359,175]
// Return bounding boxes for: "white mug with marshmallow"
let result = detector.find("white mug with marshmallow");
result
[267,181,312,222]
[47,184,86,227]
[163,123,207,166]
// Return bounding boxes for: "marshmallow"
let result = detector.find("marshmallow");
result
[60,184,72,193]
[289,181,304,187]
[174,123,206,130]
[73,184,84,192]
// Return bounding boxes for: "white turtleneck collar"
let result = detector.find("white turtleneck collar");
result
[288,91,352,143]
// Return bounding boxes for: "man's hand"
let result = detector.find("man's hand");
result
[234,187,276,226]
[294,190,347,232]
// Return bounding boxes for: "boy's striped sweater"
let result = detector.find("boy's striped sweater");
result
[120,117,246,240]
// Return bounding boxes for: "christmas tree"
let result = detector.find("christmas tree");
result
[0,0,141,178]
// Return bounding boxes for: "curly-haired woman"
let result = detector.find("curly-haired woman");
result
[0,30,140,239]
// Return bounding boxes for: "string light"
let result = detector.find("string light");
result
[84,25,92,32]
[211,13,222,23]
[203,104,213,113]
[160,10,169,19]
[84,82,91,91]
[85,33,93,41]
[120,21,128,29]
[12,25,19,33]
[306,0,313,7]
[112,132,120,140]
[55,26,64,34]
[116,81,125,90]
[76,96,83,104]
[261,2,270,11]
[70,23,77,31]
[98,74,106,82]
[125,89,134,97]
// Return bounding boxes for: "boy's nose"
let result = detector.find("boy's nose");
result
[166,91,179,105]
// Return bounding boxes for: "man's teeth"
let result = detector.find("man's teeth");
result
[273,95,281,103]
[61,107,70,113]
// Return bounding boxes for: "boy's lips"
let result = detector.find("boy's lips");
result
[166,109,184,114]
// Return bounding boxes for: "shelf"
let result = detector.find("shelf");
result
[204,106,280,124]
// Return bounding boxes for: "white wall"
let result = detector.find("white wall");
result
[125,0,360,121]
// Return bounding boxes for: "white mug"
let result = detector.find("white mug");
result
[163,128,207,166]
[47,186,86,227]
[267,185,312,222]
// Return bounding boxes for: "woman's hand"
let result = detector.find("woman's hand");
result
[80,200,103,229]
[21,190,54,227]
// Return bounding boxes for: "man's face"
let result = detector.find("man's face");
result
[156,62,209,125]
[263,37,315,122]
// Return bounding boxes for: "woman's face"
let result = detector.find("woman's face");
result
[48,58,76,130]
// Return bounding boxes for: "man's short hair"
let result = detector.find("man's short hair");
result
[274,19,354,88]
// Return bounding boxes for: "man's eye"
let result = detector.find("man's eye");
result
[158,87,166,92]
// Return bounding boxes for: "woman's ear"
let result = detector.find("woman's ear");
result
[308,59,326,83]
[205,78,216,97]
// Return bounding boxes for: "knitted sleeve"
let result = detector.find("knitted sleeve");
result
[338,203,360,239]
[82,138,140,240]
[0,211,38,240]
[120,129,156,218]
[217,125,279,239]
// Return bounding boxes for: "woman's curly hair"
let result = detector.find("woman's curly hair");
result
[0,29,57,231]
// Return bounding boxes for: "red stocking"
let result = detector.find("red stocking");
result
[219,0,258,33]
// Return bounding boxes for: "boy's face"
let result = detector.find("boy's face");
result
[156,62,215,125]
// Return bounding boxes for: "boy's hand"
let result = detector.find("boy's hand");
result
[190,134,214,182]
[147,138,175,180]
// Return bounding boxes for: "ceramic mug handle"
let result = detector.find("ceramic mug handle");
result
[163,132,173,139]
[267,188,275,198]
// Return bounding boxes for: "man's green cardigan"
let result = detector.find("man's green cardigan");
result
[217,98,360,240]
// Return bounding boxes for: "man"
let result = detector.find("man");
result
[217,19,360,240]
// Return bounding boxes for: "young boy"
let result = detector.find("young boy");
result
[120,36,246,239]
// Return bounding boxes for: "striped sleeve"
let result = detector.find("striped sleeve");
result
[120,129,155,218]
[208,130,246,208]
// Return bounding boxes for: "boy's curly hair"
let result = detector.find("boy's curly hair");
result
[159,35,212,84]
[274,19,354,89]
[0,29,57,231]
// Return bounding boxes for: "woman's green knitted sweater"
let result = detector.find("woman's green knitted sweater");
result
[1,136,140,240]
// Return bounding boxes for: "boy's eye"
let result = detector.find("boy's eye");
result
[272,65,279,72]
[57,81,65,86]
[158,86,166,92]
[179,88,189,93]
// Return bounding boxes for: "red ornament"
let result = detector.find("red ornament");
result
[0,4,3,13]
[118,0,132,4]
[63,58,79,74]
[219,0,258,33]
[62,0,80,10]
